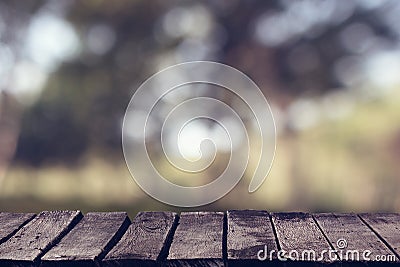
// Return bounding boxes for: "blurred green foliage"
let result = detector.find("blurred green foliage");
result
[0,0,399,212]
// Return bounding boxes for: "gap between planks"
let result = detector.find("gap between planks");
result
[358,213,400,261]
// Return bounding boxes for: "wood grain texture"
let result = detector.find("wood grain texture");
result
[0,213,36,245]
[314,213,397,263]
[226,210,278,266]
[272,212,333,263]
[103,211,177,267]
[359,213,400,261]
[41,212,130,266]
[0,211,398,266]
[167,212,224,267]
[0,210,82,266]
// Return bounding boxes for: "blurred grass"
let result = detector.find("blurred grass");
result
[1,90,400,215]
[259,89,400,212]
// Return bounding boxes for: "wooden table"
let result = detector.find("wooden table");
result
[0,210,398,266]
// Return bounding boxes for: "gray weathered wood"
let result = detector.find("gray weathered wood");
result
[227,210,278,266]
[41,212,130,266]
[103,211,177,267]
[0,210,82,266]
[0,213,36,245]
[314,213,397,263]
[272,212,333,263]
[359,213,400,261]
[167,212,224,267]
[0,210,398,266]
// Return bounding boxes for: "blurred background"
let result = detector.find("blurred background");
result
[1,0,400,216]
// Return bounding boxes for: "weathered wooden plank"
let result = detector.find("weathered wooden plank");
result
[41,212,130,266]
[271,212,332,263]
[0,210,82,266]
[0,213,36,245]
[359,213,400,261]
[167,211,224,267]
[227,210,278,266]
[314,213,398,263]
[103,211,177,267]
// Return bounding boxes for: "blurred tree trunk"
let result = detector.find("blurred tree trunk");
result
[0,91,21,188]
